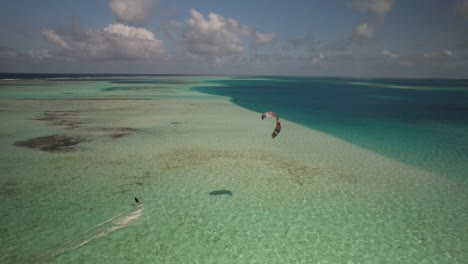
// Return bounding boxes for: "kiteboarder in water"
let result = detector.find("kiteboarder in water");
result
[134,197,142,205]
[261,111,281,139]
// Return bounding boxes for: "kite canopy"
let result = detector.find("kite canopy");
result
[261,111,281,139]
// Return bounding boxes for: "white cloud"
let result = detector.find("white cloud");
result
[382,49,400,58]
[41,29,70,49]
[352,0,395,21]
[311,53,325,64]
[183,9,251,60]
[109,0,156,26]
[104,23,155,40]
[352,22,376,43]
[41,23,164,61]
[443,49,454,57]
[29,49,52,60]
[454,0,468,20]
[423,52,437,59]
[349,0,395,45]
[255,32,275,45]
[424,50,456,59]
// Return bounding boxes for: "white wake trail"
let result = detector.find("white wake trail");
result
[32,205,144,263]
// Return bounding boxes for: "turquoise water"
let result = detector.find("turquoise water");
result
[194,77,468,179]
[1,75,467,263]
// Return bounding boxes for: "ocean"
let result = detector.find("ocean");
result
[195,77,468,179]
[0,74,467,263]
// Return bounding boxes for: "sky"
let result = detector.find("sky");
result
[1,0,468,78]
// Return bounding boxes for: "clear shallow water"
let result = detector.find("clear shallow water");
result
[0,75,467,263]
[194,77,468,179]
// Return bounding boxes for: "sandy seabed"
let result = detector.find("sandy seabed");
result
[0,78,467,263]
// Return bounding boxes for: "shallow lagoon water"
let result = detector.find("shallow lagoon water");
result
[0,76,467,263]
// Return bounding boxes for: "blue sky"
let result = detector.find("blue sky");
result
[1,0,468,78]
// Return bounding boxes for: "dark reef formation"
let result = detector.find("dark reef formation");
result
[15,134,86,153]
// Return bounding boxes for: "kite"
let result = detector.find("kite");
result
[261,111,281,139]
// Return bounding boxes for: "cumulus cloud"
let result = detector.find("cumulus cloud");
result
[382,49,400,59]
[424,50,457,59]
[311,53,325,64]
[454,0,468,20]
[183,9,251,60]
[29,49,52,60]
[41,23,164,61]
[352,22,376,43]
[352,0,395,21]
[255,32,275,45]
[443,50,454,57]
[41,29,70,49]
[109,0,156,26]
[414,50,464,76]
[349,0,395,45]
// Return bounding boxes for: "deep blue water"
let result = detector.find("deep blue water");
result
[194,77,468,179]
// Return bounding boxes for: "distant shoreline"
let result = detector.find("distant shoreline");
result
[1,72,467,81]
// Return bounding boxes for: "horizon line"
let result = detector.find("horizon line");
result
[1,72,467,81]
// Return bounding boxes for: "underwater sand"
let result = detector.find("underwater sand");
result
[0,77,467,263]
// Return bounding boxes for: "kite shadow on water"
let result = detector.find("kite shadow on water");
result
[209,190,233,196]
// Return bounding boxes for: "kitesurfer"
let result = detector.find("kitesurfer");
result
[134,197,142,205]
